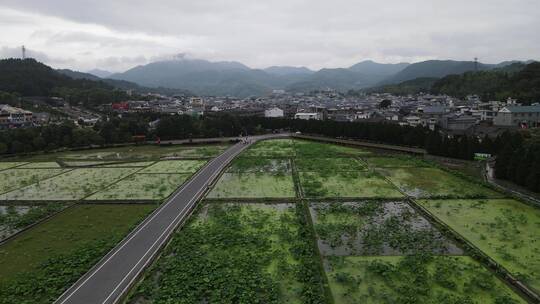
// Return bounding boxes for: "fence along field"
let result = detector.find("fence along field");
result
[124,138,533,303]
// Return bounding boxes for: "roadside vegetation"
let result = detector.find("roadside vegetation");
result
[129,203,326,304]
[0,204,155,304]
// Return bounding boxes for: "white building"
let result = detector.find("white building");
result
[264,107,284,118]
[295,112,322,120]
[404,115,422,127]
[0,104,33,127]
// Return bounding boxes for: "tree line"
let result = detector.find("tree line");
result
[493,130,540,193]
[0,114,151,155]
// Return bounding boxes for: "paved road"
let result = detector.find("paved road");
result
[55,135,280,304]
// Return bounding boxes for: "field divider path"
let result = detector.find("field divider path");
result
[290,155,334,303]
[53,134,284,304]
[374,165,540,303]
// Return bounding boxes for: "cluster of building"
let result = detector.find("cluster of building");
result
[107,90,540,137]
[0,95,104,129]
[0,104,35,128]
[110,96,205,117]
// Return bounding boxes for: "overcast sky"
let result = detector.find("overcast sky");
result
[0,0,538,72]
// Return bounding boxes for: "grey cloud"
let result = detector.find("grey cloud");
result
[0,46,77,66]
[0,0,539,70]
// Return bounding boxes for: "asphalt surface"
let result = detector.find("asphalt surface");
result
[55,135,279,304]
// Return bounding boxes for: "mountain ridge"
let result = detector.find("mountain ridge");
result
[105,58,536,96]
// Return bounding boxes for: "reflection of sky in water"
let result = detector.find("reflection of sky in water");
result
[310,201,463,256]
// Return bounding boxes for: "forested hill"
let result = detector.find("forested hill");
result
[367,62,540,104]
[0,58,111,96]
[431,62,540,103]
[0,58,130,107]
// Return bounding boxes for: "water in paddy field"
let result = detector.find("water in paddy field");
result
[0,205,32,240]
[309,201,463,256]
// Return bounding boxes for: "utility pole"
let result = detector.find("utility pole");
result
[474,57,478,72]
[22,45,26,59]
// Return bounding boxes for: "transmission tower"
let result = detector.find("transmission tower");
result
[22,45,26,59]
[474,57,478,72]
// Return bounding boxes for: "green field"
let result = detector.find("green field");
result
[243,139,295,157]
[208,172,296,198]
[15,144,229,162]
[294,140,372,157]
[419,198,540,292]
[0,168,69,194]
[0,138,532,303]
[0,204,155,304]
[0,168,139,200]
[228,157,291,173]
[129,203,325,304]
[300,171,403,198]
[326,255,525,304]
[310,201,461,256]
[379,167,501,198]
[87,173,190,200]
[138,160,207,173]
[160,144,229,158]
[295,157,366,172]
[366,156,429,168]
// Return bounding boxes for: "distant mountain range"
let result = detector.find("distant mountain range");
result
[5,57,534,99]
[106,58,534,97]
[87,69,112,78]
